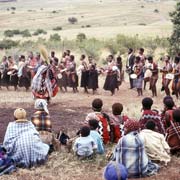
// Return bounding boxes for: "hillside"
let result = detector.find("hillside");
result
[0,0,177,40]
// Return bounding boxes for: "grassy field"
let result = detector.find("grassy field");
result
[0,0,176,40]
[0,80,179,180]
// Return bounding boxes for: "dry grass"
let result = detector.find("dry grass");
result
[0,80,180,179]
[0,0,176,40]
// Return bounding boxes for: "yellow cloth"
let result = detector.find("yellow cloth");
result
[140,129,171,164]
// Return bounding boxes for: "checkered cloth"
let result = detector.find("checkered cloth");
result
[0,145,16,176]
[3,121,49,168]
[31,65,53,97]
[31,111,52,132]
[112,131,159,178]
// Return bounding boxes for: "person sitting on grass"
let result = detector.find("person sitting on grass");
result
[85,98,110,144]
[31,99,60,152]
[3,108,49,168]
[166,109,180,155]
[88,119,104,154]
[73,126,97,159]
[109,103,129,143]
[140,121,171,165]
[139,97,165,135]
[104,161,128,180]
[112,119,159,178]
[162,98,175,129]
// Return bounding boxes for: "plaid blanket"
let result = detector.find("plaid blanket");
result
[32,65,53,97]
[3,121,49,168]
[0,145,16,176]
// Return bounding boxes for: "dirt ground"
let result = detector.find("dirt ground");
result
[0,80,179,180]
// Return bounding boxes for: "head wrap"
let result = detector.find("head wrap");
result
[34,99,49,114]
[104,161,128,180]
[14,108,27,121]
[124,119,140,134]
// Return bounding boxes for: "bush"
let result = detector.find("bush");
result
[21,30,31,37]
[0,39,19,49]
[11,7,16,11]
[68,17,78,24]
[86,25,91,28]
[154,9,159,13]
[49,33,61,41]
[53,26,62,31]
[76,33,86,42]
[4,30,14,37]
[138,23,146,26]
[33,29,47,36]
[52,10,58,14]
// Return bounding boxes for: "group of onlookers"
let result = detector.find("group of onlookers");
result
[0,95,180,179]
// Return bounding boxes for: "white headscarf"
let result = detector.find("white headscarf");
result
[34,99,49,114]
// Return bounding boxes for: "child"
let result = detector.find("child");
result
[73,126,97,159]
[88,119,104,154]
[85,98,110,144]
[109,103,128,143]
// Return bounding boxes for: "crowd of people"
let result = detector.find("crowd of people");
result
[1,47,179,99]
[0,95,180,179]
[0,50,123,97]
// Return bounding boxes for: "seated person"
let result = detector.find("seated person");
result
[140,121,171,165]
[85,98,110,144]
[108,103,128,143]
[163,98,175,129]
[139,97,165,134]
[112,119,159,178]
[31,99,60,151]
[166,109,180,154]
[73,126,97,159]
[3,108,49,168]
[104,161,128,180]
[31,99,51,132]
[0,145,16,175]
[88,119,104,154]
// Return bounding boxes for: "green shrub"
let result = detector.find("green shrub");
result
[33,29,47,36]
[4,30,14,37]
[0,39,19,49]
[76,33,86,42]
[53,26,62,31]
[68,17,78,24]
[138,23,146,26]
[21,30,31,37]
[11,7,16,11]
[154,9,159,13]
[49,33,61,41]
[86,25,91,28]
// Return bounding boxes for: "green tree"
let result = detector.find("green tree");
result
[169,2,180,55]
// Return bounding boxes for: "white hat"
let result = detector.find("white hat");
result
[34,99,49,114]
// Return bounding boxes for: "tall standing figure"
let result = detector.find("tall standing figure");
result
[133,56,144,96]
[126,48,135,89]
[103,55,118,95]
[80,54,89,93]
[161,55,173,96]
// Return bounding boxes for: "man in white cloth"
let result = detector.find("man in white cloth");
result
[140,121,171,165]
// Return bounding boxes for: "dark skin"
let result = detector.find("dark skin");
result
[148,59,158,97]
[160,57,173,96]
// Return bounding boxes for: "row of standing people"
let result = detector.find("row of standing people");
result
[0,50,123,97]
[126,48,180,98]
